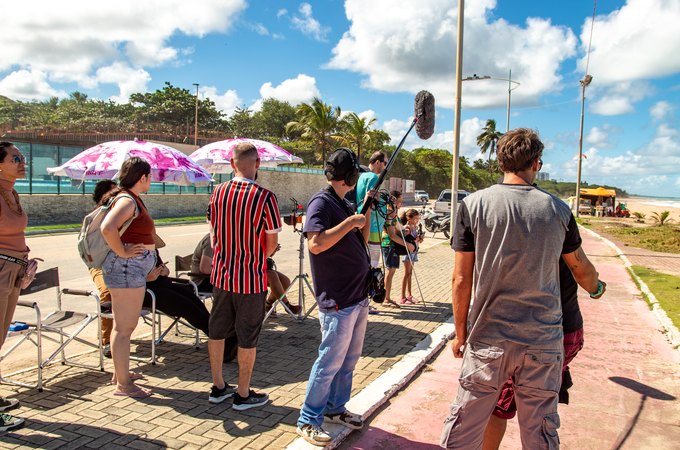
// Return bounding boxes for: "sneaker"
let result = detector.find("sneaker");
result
[0,413,24,432]
[232,389,269,411]
[208,384,236,404]
[324,410,364,429]
[368,306,380,315]
[0,397,20,413]
[296,423,332,446]
[102,344,112,358]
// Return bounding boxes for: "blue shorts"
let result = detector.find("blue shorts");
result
[102,250,156,289]
[402,251,418,263]
[382,246,400,269]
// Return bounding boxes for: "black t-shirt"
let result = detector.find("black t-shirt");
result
[559,257,583,334]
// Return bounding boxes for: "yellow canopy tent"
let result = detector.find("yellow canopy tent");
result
[579,187,616,216]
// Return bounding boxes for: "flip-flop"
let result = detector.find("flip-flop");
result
[111,372,145,385]
[387,299,401,309]
[113,387,152,398]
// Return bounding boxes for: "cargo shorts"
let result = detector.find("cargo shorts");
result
[440,340,563,450]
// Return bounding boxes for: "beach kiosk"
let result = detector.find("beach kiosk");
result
[578,187,617,216]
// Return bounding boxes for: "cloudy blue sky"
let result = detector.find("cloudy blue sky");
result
[1,0,679,197]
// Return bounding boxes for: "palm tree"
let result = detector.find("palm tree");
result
[476,119,504,163]
[285,98,341,163]
[650,210,673,225]
[337,112,377,161]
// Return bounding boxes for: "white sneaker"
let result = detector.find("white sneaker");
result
[296,424,332,446]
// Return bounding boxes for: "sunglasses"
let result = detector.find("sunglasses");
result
[9,155,27,165]
[538,158,543,170]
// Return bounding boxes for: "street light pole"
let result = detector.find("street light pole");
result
[463,73,520,133]
[193,83,199,149]
[575,74,593,218]
[450,0,465,237]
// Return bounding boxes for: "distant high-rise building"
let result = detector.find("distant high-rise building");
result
[537,172,550,181]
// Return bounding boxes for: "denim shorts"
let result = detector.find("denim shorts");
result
[102,250,156,289]
[382,246,400,269]
[402,250,419,263]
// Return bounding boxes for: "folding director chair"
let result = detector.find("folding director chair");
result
[0,268,103,392]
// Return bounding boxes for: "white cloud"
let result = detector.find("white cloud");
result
[650,101,674,121]
[585,126,610,148]
[95,62,151,103]
[0,0,246,100]
[201,86,242,116]
[328,0,576,109]
[0,69,67,101]
[579,0,680,84]
[249,23,270,36]
[291,3,330,42]
[589,81,653,116]
[251,74,321,111]
[277,8,288,18]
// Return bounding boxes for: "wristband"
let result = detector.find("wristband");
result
[590,280,604,298]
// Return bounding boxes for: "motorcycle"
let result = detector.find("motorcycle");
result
[422,209,451,239]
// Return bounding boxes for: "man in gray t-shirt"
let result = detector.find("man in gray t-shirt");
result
[440,128,605,450]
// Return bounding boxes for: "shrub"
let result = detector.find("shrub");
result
[633,212,646,223]
[650,211,673,226]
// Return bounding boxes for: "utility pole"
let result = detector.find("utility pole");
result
[193,83,199,149]
[575,74,593,218]
[450,0,464,237]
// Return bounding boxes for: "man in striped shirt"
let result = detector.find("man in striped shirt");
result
[207,142,282,411]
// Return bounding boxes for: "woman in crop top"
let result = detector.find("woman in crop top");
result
[0,142,29,430]
[101,157,157,398]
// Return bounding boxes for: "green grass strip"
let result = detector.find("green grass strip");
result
[630,265,680,331]
[26,216,206,232]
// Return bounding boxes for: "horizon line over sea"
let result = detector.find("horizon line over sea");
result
[631,194,680,209]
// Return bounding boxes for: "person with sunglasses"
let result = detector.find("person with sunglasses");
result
[0,142,29,432]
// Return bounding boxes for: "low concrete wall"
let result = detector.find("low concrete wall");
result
[21,170,330,226]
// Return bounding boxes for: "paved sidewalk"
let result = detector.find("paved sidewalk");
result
[0,238,454,449]
[341,229,680,449]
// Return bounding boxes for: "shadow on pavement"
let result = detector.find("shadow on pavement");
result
[340,425,443,450]
[3,418,167,448]
[609,376,677,450]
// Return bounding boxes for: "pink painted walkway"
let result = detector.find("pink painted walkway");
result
[342,231,680,449]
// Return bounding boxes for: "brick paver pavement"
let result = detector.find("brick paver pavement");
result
[0,240,454,449]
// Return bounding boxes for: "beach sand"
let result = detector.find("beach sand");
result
[620,197,680,220]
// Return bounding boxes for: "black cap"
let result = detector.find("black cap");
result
[325,148,358,181]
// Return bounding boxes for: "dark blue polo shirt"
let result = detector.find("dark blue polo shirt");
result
[304,188,370,310]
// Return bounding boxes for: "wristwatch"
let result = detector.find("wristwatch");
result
[590,280,605,299]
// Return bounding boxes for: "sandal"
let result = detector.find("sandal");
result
[404,296,417,305]
[113,386,152,398]
[384,299,401,309]
[111,371,145,385]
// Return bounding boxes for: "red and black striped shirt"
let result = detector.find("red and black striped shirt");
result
[209,177,282,293]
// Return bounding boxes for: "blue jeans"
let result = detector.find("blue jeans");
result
[298,299,369,427]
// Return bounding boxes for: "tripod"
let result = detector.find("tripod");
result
[263,222,316,322]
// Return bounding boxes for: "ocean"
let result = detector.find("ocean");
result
[634,196,680,209]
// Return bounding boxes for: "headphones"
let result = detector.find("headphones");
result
[325,147,360,186]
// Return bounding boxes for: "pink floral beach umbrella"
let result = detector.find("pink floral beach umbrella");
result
[189,138,304,173]
[47,140,212,186]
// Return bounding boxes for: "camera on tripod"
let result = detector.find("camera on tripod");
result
[283,197,304,227]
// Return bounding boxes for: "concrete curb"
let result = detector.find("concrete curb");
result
[286,319,454,449]
[580,226,680,351]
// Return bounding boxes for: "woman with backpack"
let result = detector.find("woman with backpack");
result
[100,157,157,398]
[0,142,29,431]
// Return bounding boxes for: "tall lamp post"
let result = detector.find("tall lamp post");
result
[450,0,465,237]
[193,83,199,149]
[463,71,520,132]
[574,74,593,218]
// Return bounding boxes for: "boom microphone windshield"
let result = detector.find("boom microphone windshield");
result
[414,90,435,140]
[359,91,436,215]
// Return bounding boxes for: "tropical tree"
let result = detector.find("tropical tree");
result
[285,98,341,163]
[476,119,503,163]
[337,112,377,161]
[252,98,297,139]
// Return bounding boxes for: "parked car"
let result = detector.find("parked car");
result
[414,190,429,203]
[433,189,469,214]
